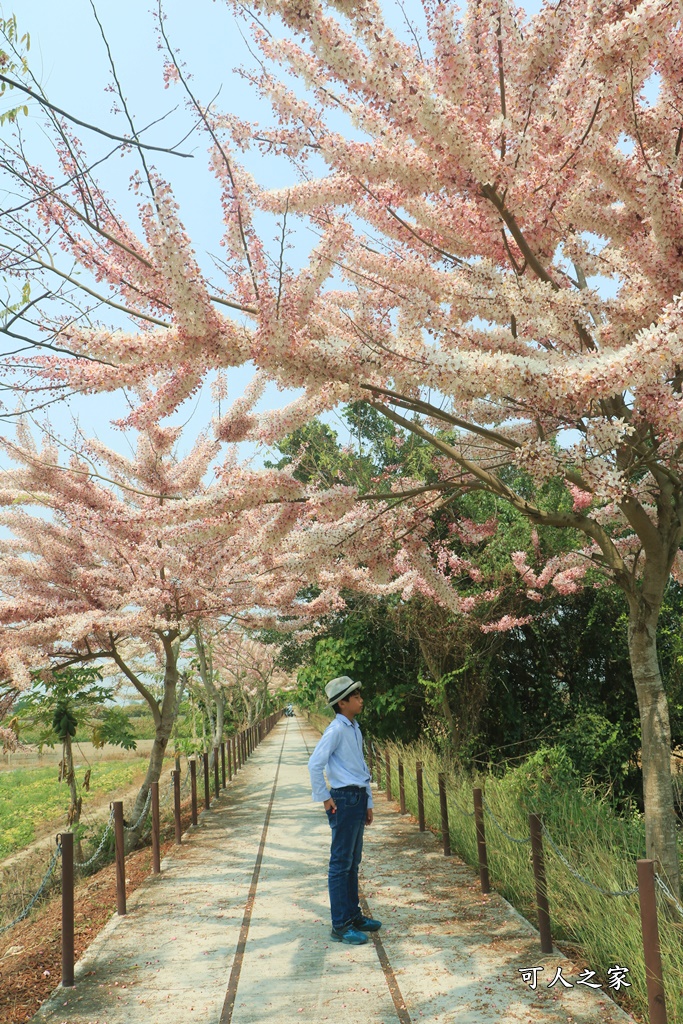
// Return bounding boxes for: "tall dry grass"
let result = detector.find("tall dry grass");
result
[378,738,683,1024]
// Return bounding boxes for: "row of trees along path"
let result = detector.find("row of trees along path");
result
[30,717,634,1024]
[2,0,683,900]
[0,424,429,849]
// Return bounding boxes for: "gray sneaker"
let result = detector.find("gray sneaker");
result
[330,924,369,944]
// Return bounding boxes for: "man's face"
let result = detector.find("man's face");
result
[340,690,363,716]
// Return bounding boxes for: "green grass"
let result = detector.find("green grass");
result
[376,739,683,1024]
[0,758,149,858]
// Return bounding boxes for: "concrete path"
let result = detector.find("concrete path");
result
[30,718,634,1024]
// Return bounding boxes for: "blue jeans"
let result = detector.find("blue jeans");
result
[326,786,368,931]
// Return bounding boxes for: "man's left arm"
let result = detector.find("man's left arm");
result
[308,726,340,803]
[361,733,373,823]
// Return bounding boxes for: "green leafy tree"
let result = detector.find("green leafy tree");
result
[295,596,424,742]
[14,666,136,849]
[276,411,591,759]
[265,404,435,492]
[484,582,683,808]
[0,14,31,126]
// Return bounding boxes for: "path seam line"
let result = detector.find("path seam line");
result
[219,721,289,1024]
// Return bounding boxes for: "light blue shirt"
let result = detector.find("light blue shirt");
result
[308,714,373,808]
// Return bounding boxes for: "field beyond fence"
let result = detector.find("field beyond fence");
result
[0,739,155,772]
[0,757,151,861]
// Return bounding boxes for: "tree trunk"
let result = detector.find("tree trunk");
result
[192,691,199,746]
[193,628,226,765]
[440,688,458,750]
[207,696,225,770]
[63,733,84,861]
[258,676,271,721]
[628,598,680,898]
[418,637,459,750]
[214,696,225,749]
[124,639,179,852]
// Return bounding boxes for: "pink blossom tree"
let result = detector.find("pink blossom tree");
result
[181,0,683,897]
[205,0,683,895]
[3,0,683,891]
[0,422,309,832]
[0,419,434,825]
[211,629,289,726]
[197,0,683,896]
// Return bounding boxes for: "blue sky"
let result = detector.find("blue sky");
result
[3,0,286,461]
[2,0,598,469]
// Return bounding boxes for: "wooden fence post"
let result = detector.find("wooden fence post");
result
[60,832,74,987]
[438,773,451,856]
[637,859,668,1024]
[113,800,126,915]
[529,813,552,953]
[151,782,160,872]
[398,759,406,814]
[203,752,210,810]
[416,761,425,832]
[190,760,198,826]
[172,769,182,844]
[473,788,490,894]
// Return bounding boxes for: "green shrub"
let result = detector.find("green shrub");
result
[561,709,635,789]
[498,744,580,810]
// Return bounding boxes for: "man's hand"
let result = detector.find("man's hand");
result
[366,808,374,825]
[324,797,337,814]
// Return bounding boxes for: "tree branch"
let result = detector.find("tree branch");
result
[109,643,161,728]
[371,400,630,583]
[360,382,522,450]
[0,73,193,158]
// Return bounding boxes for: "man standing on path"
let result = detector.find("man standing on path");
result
[308,676,383,945]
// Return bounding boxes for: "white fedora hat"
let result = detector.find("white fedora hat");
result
[324,676,362,708]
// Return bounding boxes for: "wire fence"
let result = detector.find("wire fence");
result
[122,788,152,833]
[1,712,284,960]
[540,820,639,898]
[372,741,648,899]
[654,872,683,919]
[0,757,184,925]
[367,736,678,1024]
[481,794,530,844]
[74,811,114,871]
[2,760,185,928]
[0,842,62,936]
[421,764,476,818]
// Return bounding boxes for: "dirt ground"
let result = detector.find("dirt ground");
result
[0,801,193,1024]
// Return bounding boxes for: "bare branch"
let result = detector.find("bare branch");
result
[0,73,193,158]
